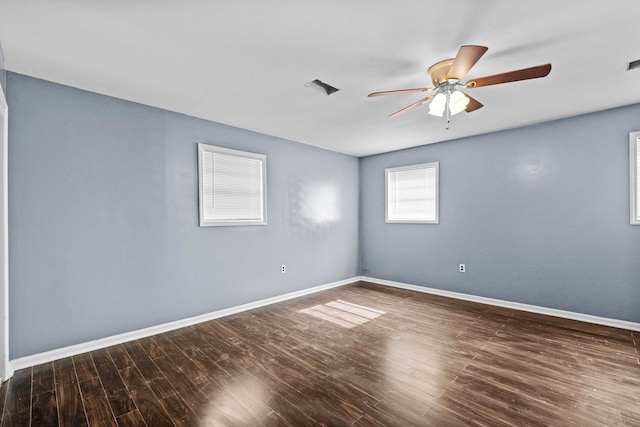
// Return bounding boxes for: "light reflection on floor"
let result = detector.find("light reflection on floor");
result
[201,375,271,425]
[298,299,386,328]
[384,333,446,404]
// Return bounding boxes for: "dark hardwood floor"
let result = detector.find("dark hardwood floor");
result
[2,281,639,426]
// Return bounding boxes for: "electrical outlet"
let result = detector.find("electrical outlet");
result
[281,264,286,274]
[459,264,466,273]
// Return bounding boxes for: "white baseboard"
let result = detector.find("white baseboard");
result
[361,276,640,332]
[11,274,639,373]
[10,276,358,372]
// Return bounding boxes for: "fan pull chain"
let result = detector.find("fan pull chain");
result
[445,90,451,130]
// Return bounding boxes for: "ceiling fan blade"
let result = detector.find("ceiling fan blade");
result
[466,63,552,88]
[368,88,433,97]
[464,94,484,112]
[447,45,488,81]
[389,95,434,117]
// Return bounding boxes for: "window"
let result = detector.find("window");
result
[631,132,640,225]
[198,143,266,226]
[386,162,439,223]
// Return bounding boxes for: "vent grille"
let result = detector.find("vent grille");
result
[628,59,640,71]
[305,79,340,95]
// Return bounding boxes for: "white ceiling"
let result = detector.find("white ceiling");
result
[1,1,640,157]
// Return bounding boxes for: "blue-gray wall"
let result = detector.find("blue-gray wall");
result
[360,105,640,323]
[8,72,360,359]
[0,43,5,94]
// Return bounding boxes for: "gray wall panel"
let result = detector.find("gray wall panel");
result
[360,105,640,323]
[0,43,5,94]
[8,72,359,358]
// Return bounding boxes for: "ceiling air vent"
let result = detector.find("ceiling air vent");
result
[305,79,340,95]
[628,59,640,71]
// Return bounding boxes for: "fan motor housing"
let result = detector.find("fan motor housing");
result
[428,59,455,86]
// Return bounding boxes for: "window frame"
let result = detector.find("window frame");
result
[385,162,439,224]
[631,132,640,225]
[197,143,267,227]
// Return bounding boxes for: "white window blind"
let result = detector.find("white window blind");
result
[198,143,266,226]
[631,133,640,225]
[386,162,439,223]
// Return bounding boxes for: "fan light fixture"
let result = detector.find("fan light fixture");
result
[449,90,470,115]
[428,93,446,117]
[428,90,469,117]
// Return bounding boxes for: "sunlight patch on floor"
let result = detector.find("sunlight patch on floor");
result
[299,299,386,328]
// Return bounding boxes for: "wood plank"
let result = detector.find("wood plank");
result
[31,362,55,395]
[89,348,136,417]
[1,410,31,426]
[137,336,166,360]
[103,386,137,419]
[159,393,199,426]
[78,377,117,427]
[118,366,174,427]
[171,380,210,417]
[90,348,114,369]
[122,341,171,382]
[115,409,146,427]
[152,334,211,385]
[151,353,196,390]
[53,357,77,386]
[91,350,126,392]
[73,353,98,382]
[121,340,177,399]
[56,381,88,427]
[106,344,135,370]
[31,390,59,427]
[0,378,7,421]
[2,367,32,423]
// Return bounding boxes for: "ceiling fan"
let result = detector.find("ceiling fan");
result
[368,45,551,128]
